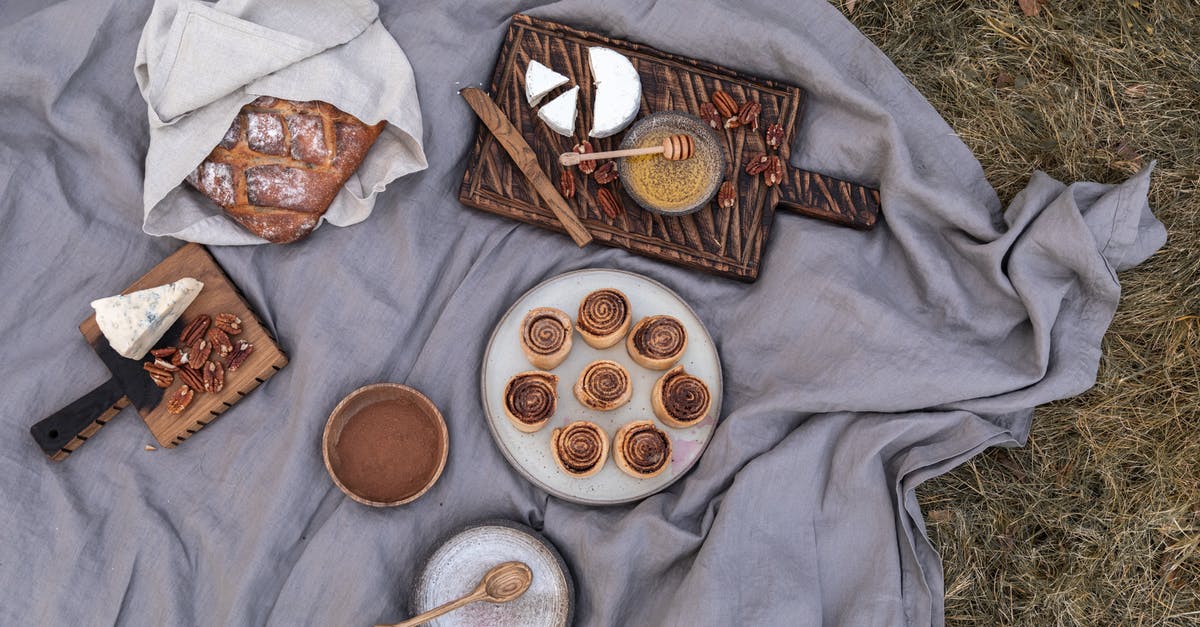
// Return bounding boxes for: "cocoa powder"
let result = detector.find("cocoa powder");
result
[333,399,443,503]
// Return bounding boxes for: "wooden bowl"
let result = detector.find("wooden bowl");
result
[322,383,449,507]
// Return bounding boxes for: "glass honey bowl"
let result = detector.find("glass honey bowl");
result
[616,111,725,216]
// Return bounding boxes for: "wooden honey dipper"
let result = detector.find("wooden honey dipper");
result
[559,134,694,166]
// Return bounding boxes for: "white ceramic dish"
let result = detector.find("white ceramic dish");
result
[411,521,573,627]
[481,268,722,505]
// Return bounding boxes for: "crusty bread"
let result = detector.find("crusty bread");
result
[186,97,385,244]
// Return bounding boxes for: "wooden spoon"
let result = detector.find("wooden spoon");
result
[560,134,694,166]
[377,561,533,627]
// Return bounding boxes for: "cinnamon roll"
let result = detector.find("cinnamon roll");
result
[576,288,631,349]
[551,420,609,478]
[573,360,632,411]
[613,420,672,479]
[626,315,688,370]
[651,366,711,428]
[519,307,573,370]
[503,371,559,433]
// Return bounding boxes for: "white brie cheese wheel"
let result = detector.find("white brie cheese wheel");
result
[91,277,204,360]
[537,86,579,137]
[588,47,642,138]
[525,60,570,107]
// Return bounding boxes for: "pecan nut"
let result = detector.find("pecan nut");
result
[189,338,212,365]
[152,358,177,372]
[143,361,174,388]
[744,153,770,176]
[167,385,194,414]
[227,340,255,372]
[737,101,761,131]
[214,313,242,336]
[203,360,225,393]
[207,327,233,358]
[764,155,786,187]
[711,90,738,119]
[595,187,624,219]
[723,116,741,130]
[765,123,785,150]
[574,142,596,174]
[179,315,211,346]
[178,367,204,391]
[717,180,736,210]
[559,170,576,199]
[593,161,618,185]
[699,102,722,130]
[150,347,177,359]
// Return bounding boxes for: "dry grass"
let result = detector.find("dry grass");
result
[840,1,1200,624]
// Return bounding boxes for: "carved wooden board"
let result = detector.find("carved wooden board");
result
[459,14,881,282]
[72,244,288,453]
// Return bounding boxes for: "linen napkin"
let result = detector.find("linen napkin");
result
[134,0,427,244]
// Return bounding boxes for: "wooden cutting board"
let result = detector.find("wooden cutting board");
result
[459,15,881,282]
[57,244,288,458]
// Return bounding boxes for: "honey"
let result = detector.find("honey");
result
[622,127,721,212]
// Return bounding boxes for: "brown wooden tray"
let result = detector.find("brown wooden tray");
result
[73,244,287,453]
[459,15,881,282]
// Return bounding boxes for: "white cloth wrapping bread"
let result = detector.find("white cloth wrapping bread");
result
[135,0,427,244]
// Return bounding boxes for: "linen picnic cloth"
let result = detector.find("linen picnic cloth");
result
[0,0,1165,625]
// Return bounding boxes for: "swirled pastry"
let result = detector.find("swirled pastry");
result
[503,371,558,433]
[576,288,631,348]
[573,360,632,411]
[626,315,687,370]
[519,307,573,370]
[651,366,710,428]
[551,420,609,478]
[613,420,671,478]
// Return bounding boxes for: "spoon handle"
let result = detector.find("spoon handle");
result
[383,589,485,627]
[560,145,663,166]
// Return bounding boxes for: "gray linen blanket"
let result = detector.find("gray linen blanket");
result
[0,1,1166,625]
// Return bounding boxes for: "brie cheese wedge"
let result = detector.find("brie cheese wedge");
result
[525,60,570,107]
[537,86,579,137]
[91,278,204,360]
[588,47,642,138]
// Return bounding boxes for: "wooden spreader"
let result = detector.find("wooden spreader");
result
[30,244,288,461]
[459,15,882,282]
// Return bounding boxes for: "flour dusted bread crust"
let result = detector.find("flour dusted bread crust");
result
[186,97,385,244]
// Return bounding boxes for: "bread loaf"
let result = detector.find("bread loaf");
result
[185,97,385,244]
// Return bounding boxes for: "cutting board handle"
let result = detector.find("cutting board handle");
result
[775,168,881,230]
[30,378,128,461]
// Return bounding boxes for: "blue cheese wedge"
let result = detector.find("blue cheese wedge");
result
[525,60,570,107]
[537,86,579,136]
[588,47,641,138]
[91,278,204,360]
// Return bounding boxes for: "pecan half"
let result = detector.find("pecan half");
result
[699,102,722,130]
[178,367,204,391]
[227,340,255,372]
[214,313,242,336]
[150,347,177,359]
[596,187,623,219]
[143,361,174,388]
[765,123,785,150]
[764,155,786,187]
[717,180,736,210]
[711,90,737,118]
[723,116,741,130]
[744,153,770,176]
[574,142,596,174]
[179,315,211,346]
[593,161,618,185]
[189,338,212,365]
[559,170,576,199]
[167,385,194,414]
[172,348,189,367]
[203,361,225,393]
[207,327,233,358]
[152,358,177,372]
[737,101,761,130]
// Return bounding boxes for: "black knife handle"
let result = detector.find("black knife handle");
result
[30,378,129,461]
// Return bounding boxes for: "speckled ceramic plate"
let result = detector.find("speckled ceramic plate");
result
[410,521,574,627]
[481,268,723,506]
[616,111,725,215]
